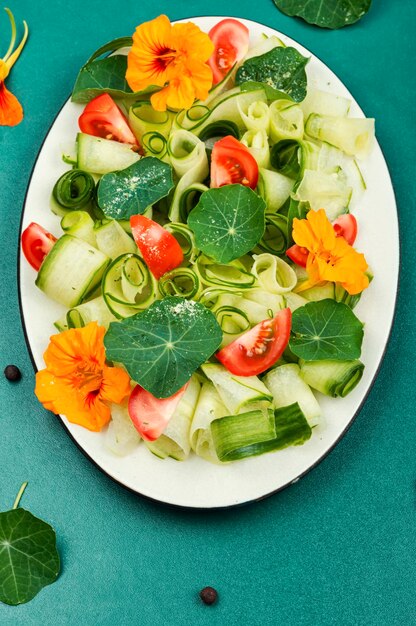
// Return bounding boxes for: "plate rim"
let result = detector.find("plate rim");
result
[17,15,400,510]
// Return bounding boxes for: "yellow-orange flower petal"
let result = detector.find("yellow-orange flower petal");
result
[0,80,23,126]
[35,322,131,432]
[293,208,369,296]
[126,14,213,111]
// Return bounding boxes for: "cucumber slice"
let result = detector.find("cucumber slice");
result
[60,210,96,247]
[94,219,137,259]
[36,235,109,307]
[301,89,351,120]
[293,169,352,220]
[299,359,364,397]
[190,382,228,463]
[76,133,140,175]
[301,282,335,302]
[284,292,309,312]
[305,114,375,159]
[263,364,321,427]
[257,168,295,212]
[54,295,116,332]
[201,363,272,414]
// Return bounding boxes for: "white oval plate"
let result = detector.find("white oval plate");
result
[19,17,399,509]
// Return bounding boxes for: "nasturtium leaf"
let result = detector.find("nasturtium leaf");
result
[0,487,59,606]
[239,81,293,103]
[104,297,222,398]
[72,56,133,103]
[97,157,174,220]
[236,47,308,103]
[187,185,266,264]
[290,299,364,361]
[273,0,372,29]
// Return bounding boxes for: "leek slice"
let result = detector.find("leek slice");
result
[241,129,270,168]
[195,256,255,290]
[164,222,199,264]
[252,253,297,294]
[306,114,375,159]
[190,382,228,463]
[269,100,304,143]
[299,359,364,398]
[145,376,201,461]
[102,253,157,319]
[94,219,137,258]
[293,169,352,220]
[54,295,116,332]
[128,103,173,142]
[61,210,96,247]
[238,99,270,132]
[201,363,272,414]
[158,267,201,299]
[263,364,321,427]
[167,130,208,222]
[257,168,295,213]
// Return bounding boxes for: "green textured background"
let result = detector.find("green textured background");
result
[1,1,415,624]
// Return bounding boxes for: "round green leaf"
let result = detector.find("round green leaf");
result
[104,297,223,398]
[273,0,372,29]
[236,47,309,102]
[187,184,266,264]
[0,508,60,606]
[97,156,174,220]
[290,299,364,361]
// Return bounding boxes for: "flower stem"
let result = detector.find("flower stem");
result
[12,481,28,510]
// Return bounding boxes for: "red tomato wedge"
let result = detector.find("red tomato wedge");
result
[21,222,57,271]
[332,214,357,245]
[78,93,138,145]
[128,383,188,441]
[210,135,259,189]
[286,244,309,268]
[130,215,184,280]
[208,18,249,85]
[216,308,292,377]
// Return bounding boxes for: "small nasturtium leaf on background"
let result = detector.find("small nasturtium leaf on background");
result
[104,297,223,398]
[97,157,174,220]
[273,0,372,29]
[236,47,308,102]
[289,299,364,361]
[0,484,60,606]
[187,185,266,264]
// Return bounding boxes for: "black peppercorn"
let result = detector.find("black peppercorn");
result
[4,365,22,382]
[199,586,218,605]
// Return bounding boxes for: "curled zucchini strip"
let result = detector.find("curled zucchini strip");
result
[270,139,320,179]
[51,169,96,216]
[164,222,199,264]
[168,130,209,222]
[128,102,173,142]
[241,129,270,168]
[158,267,201,299]
[141,131,169,162]
[256,213,288,256]
[60,211,96,247]
[299,359,365,398]
[252,253,297,294]
[238,99,270,132]
[172,104,210,132]
[54,296,116,332]
[257,168,295,213]
[306,114,375,159]
[102,253,157,319]
[269,100,304,143]
[190,382,230,463]
[294,169,352,220]
[94,219,137,259]
[195,256,256,290]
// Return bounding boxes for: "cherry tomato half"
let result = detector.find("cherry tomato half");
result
[210,135,259,189]
[208,18,250,85]
[332,214,357,246]
[130,215,184,280]
[128,383,188,441]
[79,93,138,145]
[21,222,57,271]
[216,308,292,377]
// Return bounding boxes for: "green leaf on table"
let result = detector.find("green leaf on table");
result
[273,0,372,29]
[289,299,364,361]
[97,157,174,220]
[187,185,266,264]
[104,297,223,398]
[236,47,308,102]
[0,484,60,606]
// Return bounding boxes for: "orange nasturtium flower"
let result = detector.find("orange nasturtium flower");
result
[126,14,214,112]
[35,322,131,432]
[0,8,28,126]
[293,209,369,296]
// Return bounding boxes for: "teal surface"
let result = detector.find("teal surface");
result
[0,1,415,624]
